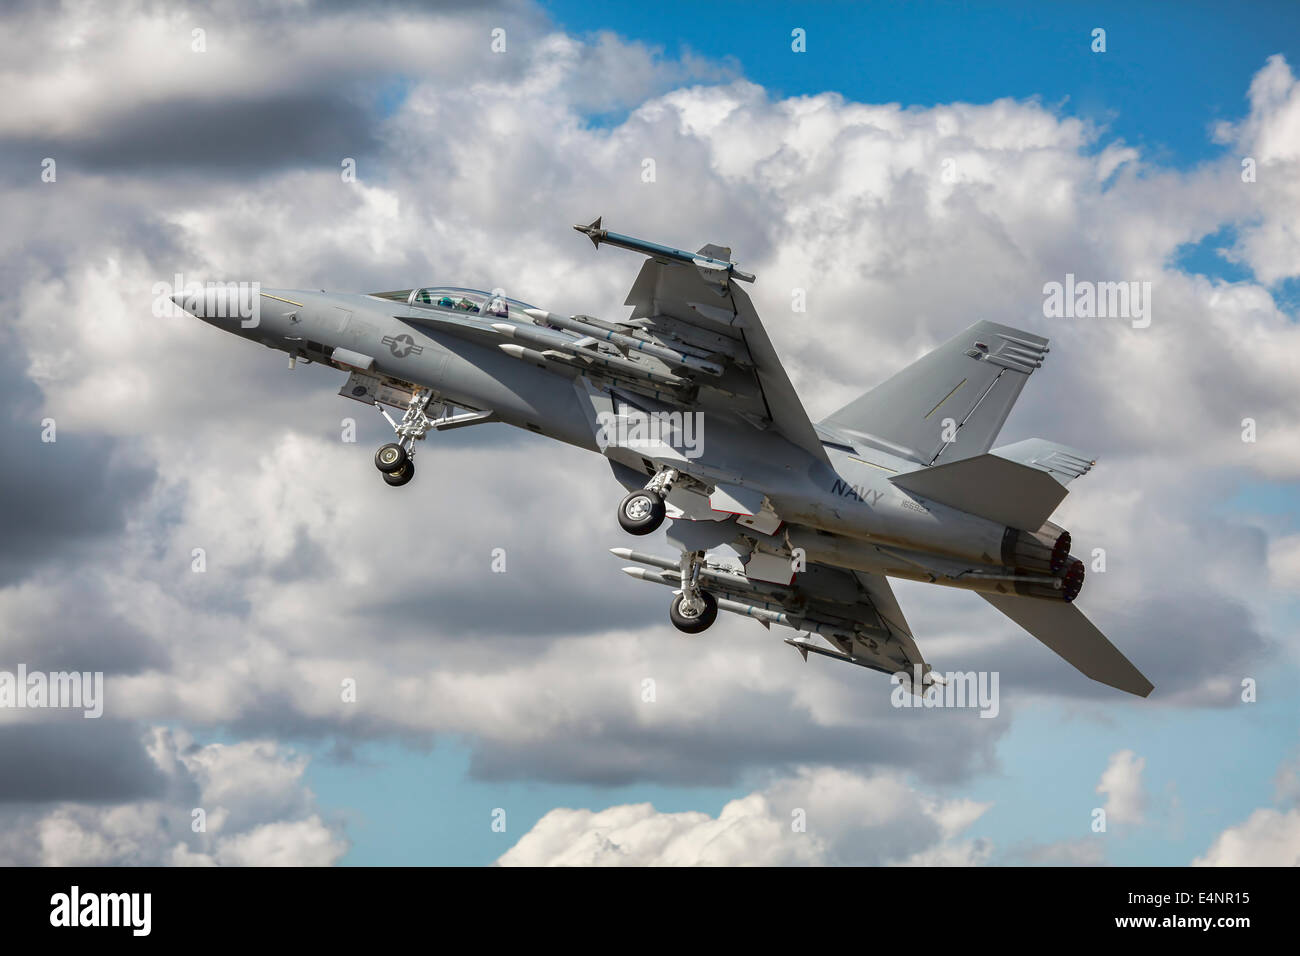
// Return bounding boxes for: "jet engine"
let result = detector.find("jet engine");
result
[1001,521,1085,602]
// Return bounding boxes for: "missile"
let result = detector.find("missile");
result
[782,638,902,679]
[496,343,550,369]
[612,548,705,571]
[609,547,675,570]
[523,309,723,376]
[611,549,792,601]
[493,322,689,389]
[620,567,676,587]
[618,562,867,641]
[573,216,756,284]
[620,568,787,622]
[538,310,723,362]
[714,596,786,627]
[524,308,624,335]
[493,320,582,353]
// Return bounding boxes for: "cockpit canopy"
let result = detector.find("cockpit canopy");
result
[369,287,537,319]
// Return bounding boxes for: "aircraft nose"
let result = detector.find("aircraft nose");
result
[169,292,196,316]
[169,284,260,323]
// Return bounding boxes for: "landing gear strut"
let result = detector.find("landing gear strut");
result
[617,467,677,535]
[372,387,438,488]
[669,549,717,634]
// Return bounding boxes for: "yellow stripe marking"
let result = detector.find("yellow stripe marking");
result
[924,379,965,419]
[261,293,305,307]
[849,457,897,473]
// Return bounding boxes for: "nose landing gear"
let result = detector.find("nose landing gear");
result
[374,443,408,473]
[372,387,438,488]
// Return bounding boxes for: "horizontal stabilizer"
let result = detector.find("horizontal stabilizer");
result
[981,593,1153,697]
[890,454,1068,530]
[992,438,1096,486]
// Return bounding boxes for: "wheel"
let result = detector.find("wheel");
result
[669,590,717,634]
[375,443,408,473]
[617,490,666,535]
[382,460,415,486]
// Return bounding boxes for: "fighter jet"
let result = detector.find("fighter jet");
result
[174,218,1153,698]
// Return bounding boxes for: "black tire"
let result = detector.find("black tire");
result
[617,490,666,535]
[374,444,408,476]
[382,460,415,486]
[670,590,717,634]
[375,443,408,474]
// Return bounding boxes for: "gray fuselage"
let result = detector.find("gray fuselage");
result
[198,288,1028,592]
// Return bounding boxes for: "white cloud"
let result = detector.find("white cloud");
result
[0,727,346,866]
[1193,745,1300,866]
[1,0,1299,866]
[1096,749,1147,826]
[1012,838,1106,866]
[497,766,991,866]
[1267,534,1300,591]
[211,816,346,867]
[1192,808,1300,866]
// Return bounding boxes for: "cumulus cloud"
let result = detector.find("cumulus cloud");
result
[1192,809,1300,866]
[0,727,345,866]
[1212,54,1300,285]
[1009,839,1106,866]
[1,0,1298,864]
[1096,749,1147,826]
[497,766,991,866]
[1193,745,1300,866]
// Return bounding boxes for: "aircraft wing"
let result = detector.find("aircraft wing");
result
[576,220,828,464]
[851,570,924,669]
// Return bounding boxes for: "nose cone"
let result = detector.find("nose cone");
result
[170,284,262,325]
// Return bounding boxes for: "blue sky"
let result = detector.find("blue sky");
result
[547,0,1300,164]
[256,0,1300,865]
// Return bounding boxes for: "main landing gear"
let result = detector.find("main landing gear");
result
[617,467,677,535]
[669,549,718,634]
[371,387,438,488]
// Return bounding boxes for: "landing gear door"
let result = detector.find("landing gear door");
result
[339,370,418,410]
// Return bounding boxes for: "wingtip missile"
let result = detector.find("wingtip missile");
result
[570,216,755,284]
[573,216,604,248]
